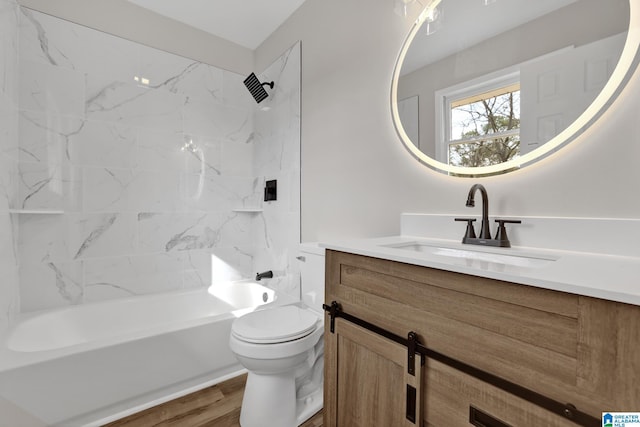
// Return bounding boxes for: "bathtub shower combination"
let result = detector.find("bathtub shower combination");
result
[0,3,302,426]
[0,281,297,426]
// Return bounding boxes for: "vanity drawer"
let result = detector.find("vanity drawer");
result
[423,359,577,427]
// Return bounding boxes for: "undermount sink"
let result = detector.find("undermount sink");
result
[382,242,558,269]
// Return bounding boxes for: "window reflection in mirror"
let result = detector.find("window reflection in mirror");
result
[447,81,520,167]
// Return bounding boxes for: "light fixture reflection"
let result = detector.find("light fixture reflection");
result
[181,137,197,153]
[424,5,442,35]
[181,136,204,199]
[394,0,419,18]
[133,76,150,86]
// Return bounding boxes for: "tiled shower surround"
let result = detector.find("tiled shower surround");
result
[2,7,301,317]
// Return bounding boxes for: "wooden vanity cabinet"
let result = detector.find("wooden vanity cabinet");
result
[323,250,640,427]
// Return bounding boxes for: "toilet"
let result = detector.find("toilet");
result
[229,243,325,427]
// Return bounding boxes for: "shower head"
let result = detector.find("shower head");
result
[243,72,274,104]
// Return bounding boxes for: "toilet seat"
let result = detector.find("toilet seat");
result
[232,306,318,344]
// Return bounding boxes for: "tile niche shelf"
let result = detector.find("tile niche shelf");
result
[232,208,263,213]
[8,209,65,214]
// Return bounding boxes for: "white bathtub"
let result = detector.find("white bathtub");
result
[0,280,297,426]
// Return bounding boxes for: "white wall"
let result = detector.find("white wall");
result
[256,0,640,242]
[18,0,253,75]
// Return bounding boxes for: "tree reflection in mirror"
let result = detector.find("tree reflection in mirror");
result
[448,85,520,167]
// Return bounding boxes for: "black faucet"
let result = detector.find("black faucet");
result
[466,183,491,239]
[455,184,521,248]
[255,270,273,281]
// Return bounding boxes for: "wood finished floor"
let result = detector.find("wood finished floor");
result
[104,374,323,427]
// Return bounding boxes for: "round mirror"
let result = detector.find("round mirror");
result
[391,0,639,176]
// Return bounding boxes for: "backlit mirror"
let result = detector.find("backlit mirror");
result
[391,0,639,176]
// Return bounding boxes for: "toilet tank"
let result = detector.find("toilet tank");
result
[298,243,326,314]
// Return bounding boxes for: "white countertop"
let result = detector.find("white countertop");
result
[321,235,640,307]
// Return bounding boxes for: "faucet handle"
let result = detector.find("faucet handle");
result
[455,217,477,240]
[494,219,521,247]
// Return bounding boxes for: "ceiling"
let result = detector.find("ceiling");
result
[401,0,577,76]
[127,0,308,50]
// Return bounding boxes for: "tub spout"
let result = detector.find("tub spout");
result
[255,270,273,281]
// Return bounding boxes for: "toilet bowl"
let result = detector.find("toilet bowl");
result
[229,243,325,427]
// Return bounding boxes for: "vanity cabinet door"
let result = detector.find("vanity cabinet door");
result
[324,316,423,427]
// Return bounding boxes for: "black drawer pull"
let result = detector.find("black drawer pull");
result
[469,406,512,427]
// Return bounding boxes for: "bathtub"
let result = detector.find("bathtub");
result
[0,280,297,426]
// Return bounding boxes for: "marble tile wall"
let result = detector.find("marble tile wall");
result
[251,43,302,299]
[0,0,19,330]
[10,8,300,313]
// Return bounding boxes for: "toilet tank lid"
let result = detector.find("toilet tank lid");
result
[299,242,325,256]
